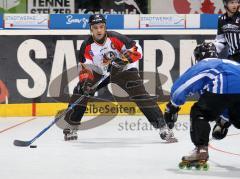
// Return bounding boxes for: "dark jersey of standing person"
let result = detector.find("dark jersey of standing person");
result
[214,0,240,61]
[215,12,240,59]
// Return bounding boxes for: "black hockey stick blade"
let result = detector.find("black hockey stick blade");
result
[13,140,32,147]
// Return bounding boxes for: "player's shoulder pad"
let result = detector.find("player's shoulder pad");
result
[107,31,133,48]
[107,31,123,38]
[79,36,94,62]
[81,36,94,48]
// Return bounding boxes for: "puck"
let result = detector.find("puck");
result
[30,145,37,148]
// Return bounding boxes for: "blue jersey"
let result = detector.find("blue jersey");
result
[171,58,240,106]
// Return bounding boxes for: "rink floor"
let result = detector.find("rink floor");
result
[1,115,240,179]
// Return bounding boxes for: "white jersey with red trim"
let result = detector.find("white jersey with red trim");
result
[79,31,142,75]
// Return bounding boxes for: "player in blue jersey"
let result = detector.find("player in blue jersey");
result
[164,42,240,164]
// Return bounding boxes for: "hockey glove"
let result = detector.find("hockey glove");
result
[112,57,129,68]
[164,101,180,129]
[212,116,231,140]
[103,51,128,69]
[79,68,94,96]
[121,46,141,62]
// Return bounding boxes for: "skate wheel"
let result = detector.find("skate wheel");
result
[202,163,209,171]
[178,162,185,169]
[186,163,192,170]
[195,164,201,170]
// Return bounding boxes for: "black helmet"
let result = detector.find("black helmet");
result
[194,42,218,62]
[89,14,106,26]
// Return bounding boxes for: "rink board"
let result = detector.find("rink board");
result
[0,101,195,117]
[0,30,217,117]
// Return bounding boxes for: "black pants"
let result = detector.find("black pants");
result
[228,53,240,63]
[66,67,165,129]
[190,92,240,146]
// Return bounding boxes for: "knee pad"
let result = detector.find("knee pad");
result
[190,105,205,121]
[190,104,215,122]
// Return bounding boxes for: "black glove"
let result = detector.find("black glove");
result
[112,57,128,68]
[77,68,95,96]
[103,51,128,69]
[164,102,180,129]
[212,117,231,140]
[73,81,93,96]
[81,81,95,96]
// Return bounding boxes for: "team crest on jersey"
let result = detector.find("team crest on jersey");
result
[111,42,116,50]
[89,50,94,57]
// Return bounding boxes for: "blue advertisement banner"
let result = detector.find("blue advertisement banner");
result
[200,14,218,29]
[50,14,124,29]
[0,14,3,29]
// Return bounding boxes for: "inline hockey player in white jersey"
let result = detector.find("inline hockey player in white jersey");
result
[61,14,176,142]
[163,42,240,168]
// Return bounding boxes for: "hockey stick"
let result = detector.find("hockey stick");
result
[13,72,110,147]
